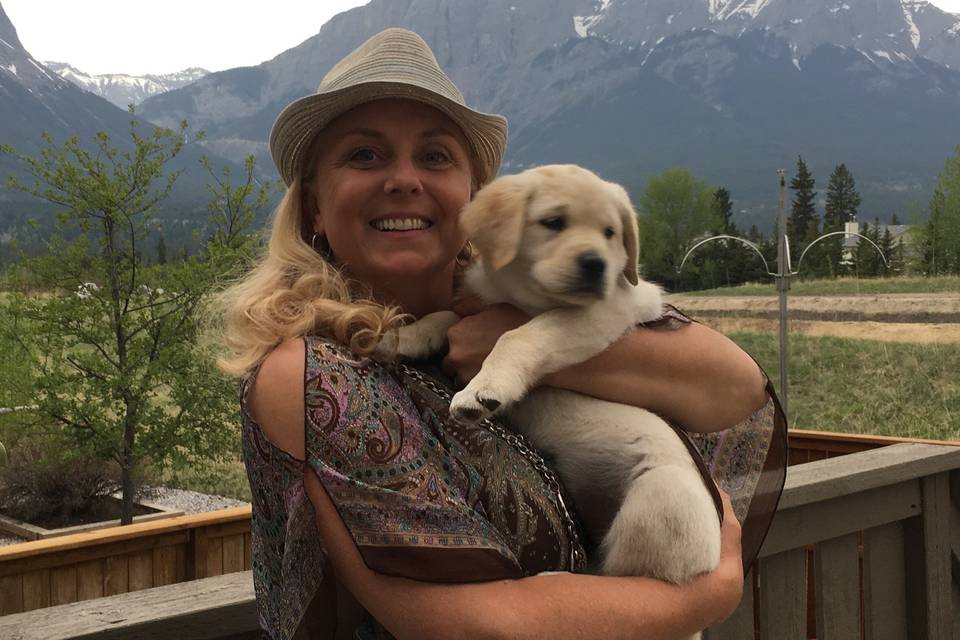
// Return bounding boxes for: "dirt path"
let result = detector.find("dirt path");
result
[701,317,960,343]
[665,293,960,342]
[668,293,960,316]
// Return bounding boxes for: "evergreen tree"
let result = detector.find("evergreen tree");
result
[823,163,861,277]
[879,226,895,275]
[707,187,753,287]
[788,156,818,248]
[156,233,167,265]
[891,213,901,225]
[824,164,861,226]
[918,145,960,275]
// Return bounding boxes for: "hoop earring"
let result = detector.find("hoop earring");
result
[311,232,333,261]
[455,240,475,268]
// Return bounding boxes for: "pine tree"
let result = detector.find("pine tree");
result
[918,145,960,275]
[879,226,895,275]
[709,187,752,287]
[823,163,861,277]
[156,233,168,265]
[788,156,818,248]
[824,164,861,227]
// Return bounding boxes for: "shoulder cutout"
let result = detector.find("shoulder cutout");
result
[249,338,306,461]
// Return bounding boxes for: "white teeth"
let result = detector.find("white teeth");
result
[371,218,431,231]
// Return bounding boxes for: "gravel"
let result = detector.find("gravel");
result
[0,487,250,547]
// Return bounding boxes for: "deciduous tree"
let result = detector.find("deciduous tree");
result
[0,119,267,523]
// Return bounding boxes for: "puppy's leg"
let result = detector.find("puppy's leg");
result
[600,464,720,640]
[450,302,632,423]
[375,311,459,360]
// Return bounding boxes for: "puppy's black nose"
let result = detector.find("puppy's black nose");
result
[577,253,606,280]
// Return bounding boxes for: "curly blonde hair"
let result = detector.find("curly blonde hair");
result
[214,174,411,377]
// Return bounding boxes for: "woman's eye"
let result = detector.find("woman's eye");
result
[540,216,567,232]
[604,226,616,239]
[423,149,451,165]
[348,148,378,163]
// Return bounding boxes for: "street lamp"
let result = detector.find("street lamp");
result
[678,172,888,416]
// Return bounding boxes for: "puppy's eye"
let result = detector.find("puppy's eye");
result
[604,226,616,239]
[540,216,567,232]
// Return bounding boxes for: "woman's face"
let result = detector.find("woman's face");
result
[308,99,473,298]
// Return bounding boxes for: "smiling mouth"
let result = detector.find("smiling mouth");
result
[370,218,433,232]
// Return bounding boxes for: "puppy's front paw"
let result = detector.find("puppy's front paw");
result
[450,387,503,424]
[450,369,526,423]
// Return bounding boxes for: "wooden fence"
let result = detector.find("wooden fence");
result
[0,506,252,615]
[2,441,957,640]
[707,442,960,640]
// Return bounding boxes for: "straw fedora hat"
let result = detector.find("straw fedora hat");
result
[270,28,508,187]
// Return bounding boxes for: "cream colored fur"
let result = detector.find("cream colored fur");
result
[388,165,720,639]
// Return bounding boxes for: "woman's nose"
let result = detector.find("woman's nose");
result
[383,158,423,196]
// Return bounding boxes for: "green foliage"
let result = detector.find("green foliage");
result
[853,219,887,277]
[788,156,818,248]
[917,145,960,275]
[638,168,723,290]
[0,119,267,524]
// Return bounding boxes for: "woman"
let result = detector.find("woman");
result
[220,28,785,640]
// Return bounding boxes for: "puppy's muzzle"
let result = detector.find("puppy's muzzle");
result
[574,252,607,294]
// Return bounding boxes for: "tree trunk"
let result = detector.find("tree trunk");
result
[120,409,136,525]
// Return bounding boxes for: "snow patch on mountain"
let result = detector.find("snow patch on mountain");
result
[718,0,771,21]
[573,0,616,38]
[900,0,921,48]
[45,63,209,108]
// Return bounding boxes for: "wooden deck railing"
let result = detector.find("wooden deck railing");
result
[0,506,252,615]
[1,441,956,639]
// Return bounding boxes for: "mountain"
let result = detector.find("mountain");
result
[0,4,137,170]
[43,63,209,108]
[0,2,238,247]
[133,0,960,228]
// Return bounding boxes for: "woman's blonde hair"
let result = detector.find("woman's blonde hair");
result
[214,175,410,377]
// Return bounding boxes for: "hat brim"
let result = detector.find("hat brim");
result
[270,82,507,187]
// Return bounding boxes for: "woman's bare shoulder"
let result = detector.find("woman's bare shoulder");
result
[249,338,306,460]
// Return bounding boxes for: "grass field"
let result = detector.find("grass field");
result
[729,332,960,441]
[687,275,960,296]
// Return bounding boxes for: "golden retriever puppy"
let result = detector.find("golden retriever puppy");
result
[386,165,720,638]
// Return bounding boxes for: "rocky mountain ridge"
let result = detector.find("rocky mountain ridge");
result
[134,0,960,227]
[43,62,209,108]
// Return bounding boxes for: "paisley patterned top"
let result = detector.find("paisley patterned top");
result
[240,306,787,640]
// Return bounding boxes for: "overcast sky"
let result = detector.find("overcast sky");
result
[5,0,960,76]
[3,0,371,75]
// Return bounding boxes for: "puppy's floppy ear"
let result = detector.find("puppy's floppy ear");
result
[608,182,640,286]
[460,175,531,271]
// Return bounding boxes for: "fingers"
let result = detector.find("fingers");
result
[451,296,486,316]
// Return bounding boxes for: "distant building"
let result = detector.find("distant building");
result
[841,221,915,269]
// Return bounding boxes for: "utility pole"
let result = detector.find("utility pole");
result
[776,169,789,416]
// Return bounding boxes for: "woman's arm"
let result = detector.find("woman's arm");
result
[305,467,744,640]
[443,304,767,433]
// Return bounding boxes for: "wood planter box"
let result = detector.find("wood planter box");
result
[0,506,251,616]
[0,498,184,541]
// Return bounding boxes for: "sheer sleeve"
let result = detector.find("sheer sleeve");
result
[241,375,329,640]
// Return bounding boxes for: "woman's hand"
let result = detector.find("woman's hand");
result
[705,487,746,624]
[442,302,529,383]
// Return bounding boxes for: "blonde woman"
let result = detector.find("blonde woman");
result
[219,28,786,640]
